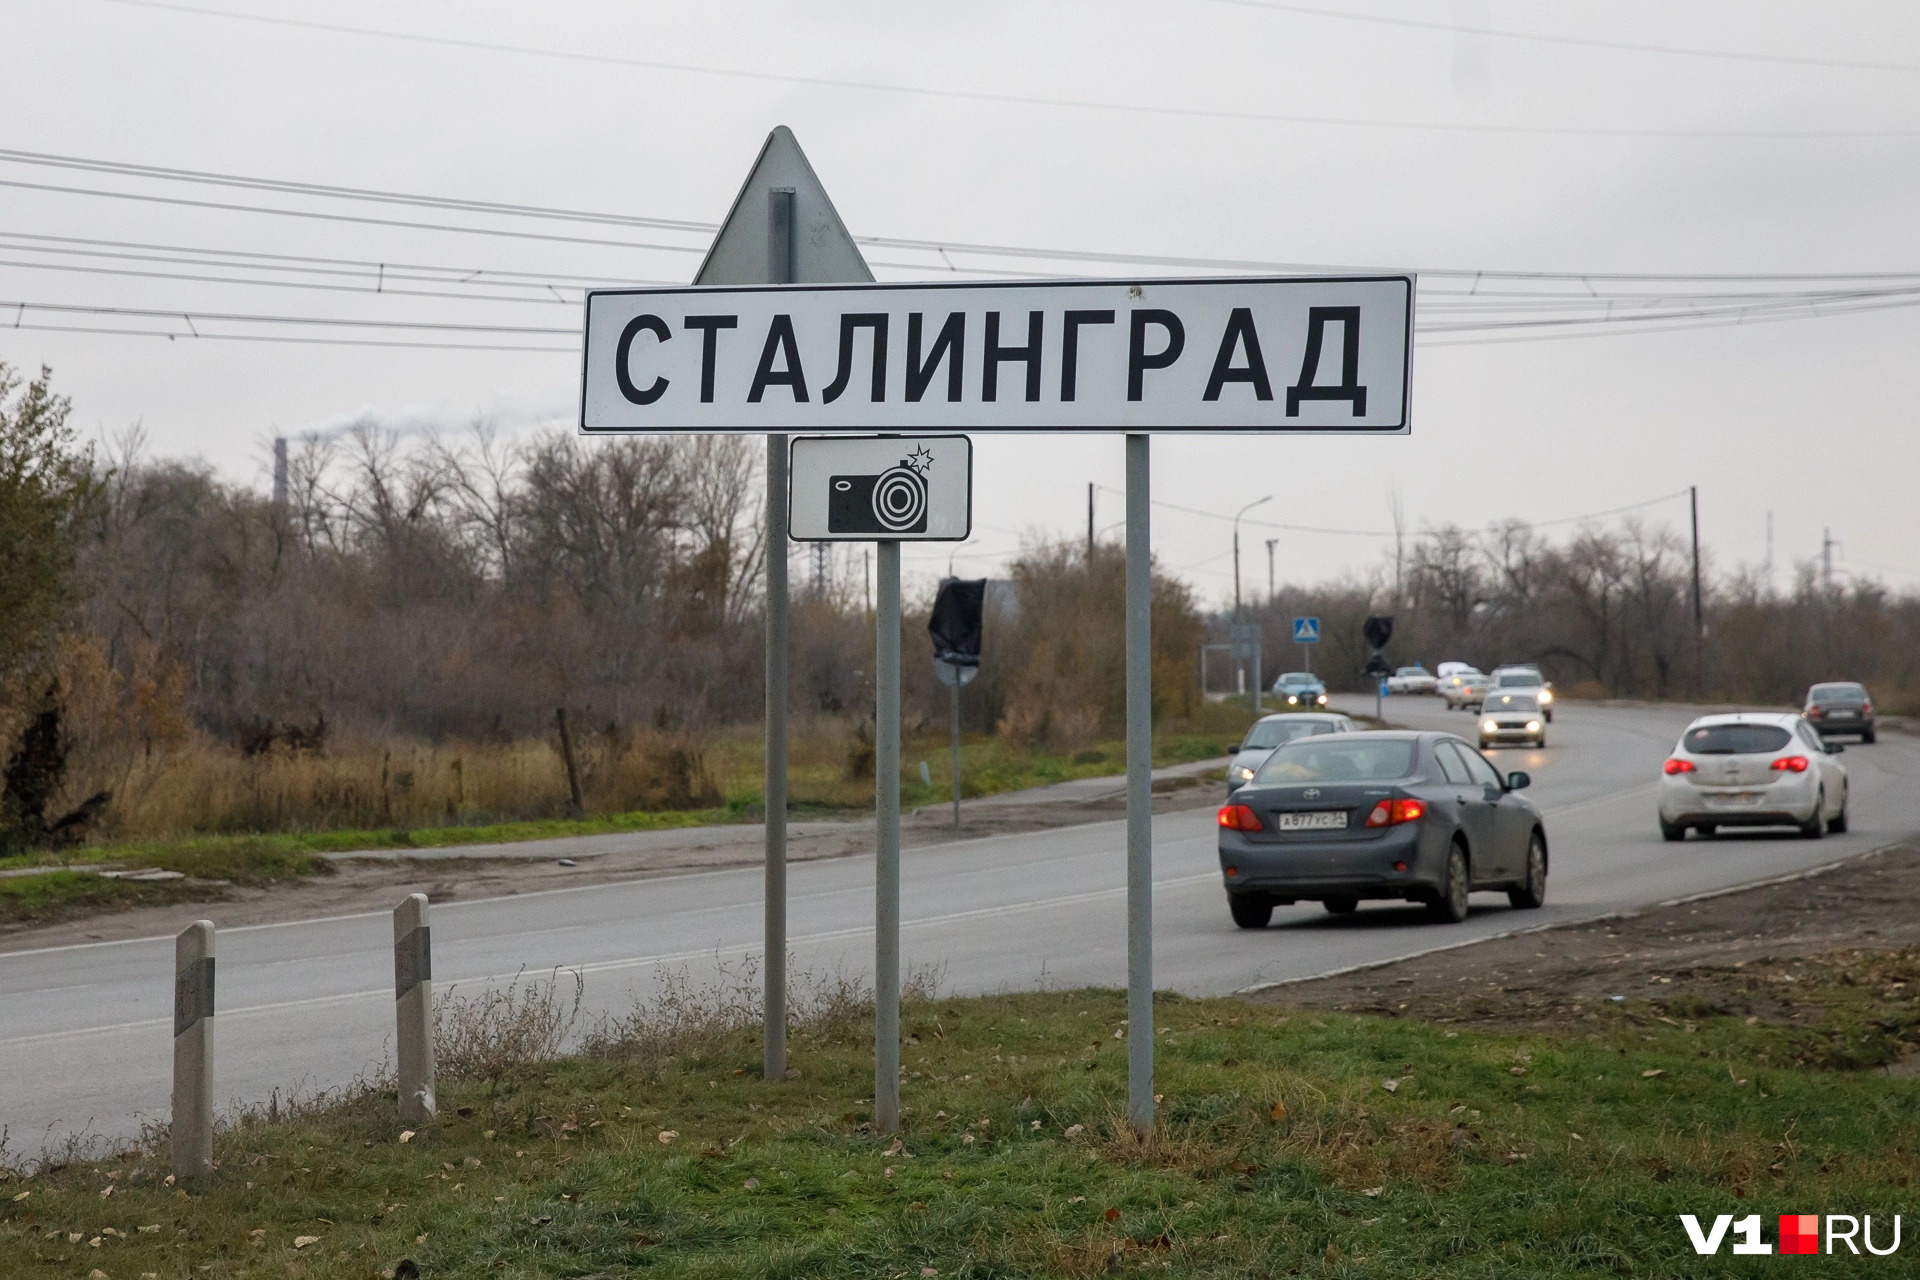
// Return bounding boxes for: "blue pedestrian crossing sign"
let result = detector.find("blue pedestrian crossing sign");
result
[1293,616,1321,644]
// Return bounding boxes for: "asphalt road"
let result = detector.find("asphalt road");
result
[4,697,1915,1156]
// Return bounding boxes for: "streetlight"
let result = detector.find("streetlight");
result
[1232,495,1273,617]
[1233,495,1273,712]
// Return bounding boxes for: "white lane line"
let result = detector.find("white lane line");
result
[0,872,1219,1049]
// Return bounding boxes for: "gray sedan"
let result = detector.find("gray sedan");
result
[1217,731,1548,927]
[1226,712,1356,794]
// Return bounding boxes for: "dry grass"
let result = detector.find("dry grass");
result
[433,968,585,1085]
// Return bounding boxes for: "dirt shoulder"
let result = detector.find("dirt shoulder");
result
[1250,840,1920,1058]
[0,767,1227,951]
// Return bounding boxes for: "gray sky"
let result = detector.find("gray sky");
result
[6,0,1920,602]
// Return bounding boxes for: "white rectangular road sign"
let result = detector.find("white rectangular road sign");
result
[581,276,1412,434]
[789,435,971,541]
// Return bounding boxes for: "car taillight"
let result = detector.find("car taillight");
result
[1218,804,1263,832]
[1771,755,1810,773]
[1663,758,1695,775]
[1365,798,1426,827]
[1862,702,1874,715]
[1806,706,1822,718]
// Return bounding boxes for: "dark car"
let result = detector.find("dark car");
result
[1216,731,1547,928]
[1804,682,1875,743]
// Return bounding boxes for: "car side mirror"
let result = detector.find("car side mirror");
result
[1826,743,1845,755]
[1506,771,1531,790]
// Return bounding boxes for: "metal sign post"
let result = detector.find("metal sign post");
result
[581,148,1415,1137]
[688,127,874,1085]
[1293,615,1320,673]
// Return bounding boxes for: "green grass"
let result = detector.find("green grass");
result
[4,975,1914,1278]
[0,722,1255,928]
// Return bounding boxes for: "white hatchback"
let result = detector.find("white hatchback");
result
[1658,713,1848,841]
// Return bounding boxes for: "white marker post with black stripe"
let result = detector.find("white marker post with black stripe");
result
[394,893,435,1126]
[171,919,215,1184]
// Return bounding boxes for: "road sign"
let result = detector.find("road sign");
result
[1293,616,1321,644]
[789,436,971,541]
[581,276,1413,434]
[1363,614,1394,649]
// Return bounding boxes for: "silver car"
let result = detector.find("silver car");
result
[1657,713,1847,841]
[1479,691,1546,749]
[1489,666,1555,722]
[1226,712,1356,794]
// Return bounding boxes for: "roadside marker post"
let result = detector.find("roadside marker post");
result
[580,127,1414,1134]
[689,127,874,1085]
[394,893,436,1127]
[171,919,215,1185]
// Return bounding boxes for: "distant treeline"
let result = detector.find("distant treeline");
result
[1220,520,1920,712]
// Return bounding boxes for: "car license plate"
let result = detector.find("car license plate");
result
[1278,810,1348,831]
[1707,792,1761,808]
[1828,710,1854,719]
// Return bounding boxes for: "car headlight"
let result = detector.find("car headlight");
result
[1234,766,1255,781]
[1482,719,1498,732]
[1538,689,1553,704]
[1287,695,1298,705]
[1316,694,1327,705]
[1526,720,1541,732]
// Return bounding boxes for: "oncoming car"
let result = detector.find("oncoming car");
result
[1804,682,1875,743]
[1272,671,1328,708]
[1658,713,1848,842]
[1489,665,1554,722]
[1216,731,1547,928]
[1479,692,1546,749]
[1226,712,1356,794]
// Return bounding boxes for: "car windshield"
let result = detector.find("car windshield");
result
[1242,719,1335,749]
[1684,724,1793,755]
[1809,684,1866,704]
[1278,673,1316,687]
[1396,667,1426,676]
[1485,693,1538,712]
[1495,672,1541,687]
[1255,739,1416,783]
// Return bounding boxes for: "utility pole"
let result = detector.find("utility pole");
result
[272,436,289,511]
[1265,538,1277,603]
[1764,511,1774,595]
[1688,485,1704,696]
[1822,528,1838,593]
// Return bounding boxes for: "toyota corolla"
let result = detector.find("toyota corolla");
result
[1217,731,1548,929]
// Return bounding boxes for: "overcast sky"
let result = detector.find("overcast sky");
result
[6,0,1920,603]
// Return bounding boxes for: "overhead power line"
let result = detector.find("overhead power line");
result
[1207,0,1920,75]
[94,0,1920,140]
[1105,485,1693,538]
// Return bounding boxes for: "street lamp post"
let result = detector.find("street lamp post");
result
[1232,496,1273,709]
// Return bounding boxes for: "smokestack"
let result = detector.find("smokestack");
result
[272,437,288,510]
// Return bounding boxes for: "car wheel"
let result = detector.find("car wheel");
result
[1427,845,1470,924]
[1228,893,1274,929]
[1508,832,1547,909]
[1828,788,1849,835]
[1536,734,1547,748]
[1324,896,1359,915]
[1478,738,1491,750]
[1545,709,1554,723]
[1863,730,1876,744]
[1698,824,1718,837]
[1798,790,1826,839]
[1660,820,1686,842]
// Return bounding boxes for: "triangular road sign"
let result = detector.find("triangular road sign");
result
[693,126,874,286]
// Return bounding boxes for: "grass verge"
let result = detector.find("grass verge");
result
[3,958,1915,1277]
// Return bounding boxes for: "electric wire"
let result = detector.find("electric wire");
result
[1102,485,1692,539]
[91,0,1920,140]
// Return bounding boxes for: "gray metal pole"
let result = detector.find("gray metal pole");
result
[1252,630,1262,714]
[763,186,796,1084]
[950,678,961,828]
[171,919,215,1184]
[1124,434,1154,1132]
[764,434,790,1082]
[874,539,903,1133]
[394,893,435,1127]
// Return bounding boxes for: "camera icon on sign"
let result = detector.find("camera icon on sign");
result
[828,463,928,534]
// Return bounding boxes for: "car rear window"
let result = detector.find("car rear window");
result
[1683,724,1792,755]
[1242,719,1335,749]
[1255,739,1416,783]
[1809,684,1866,703]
